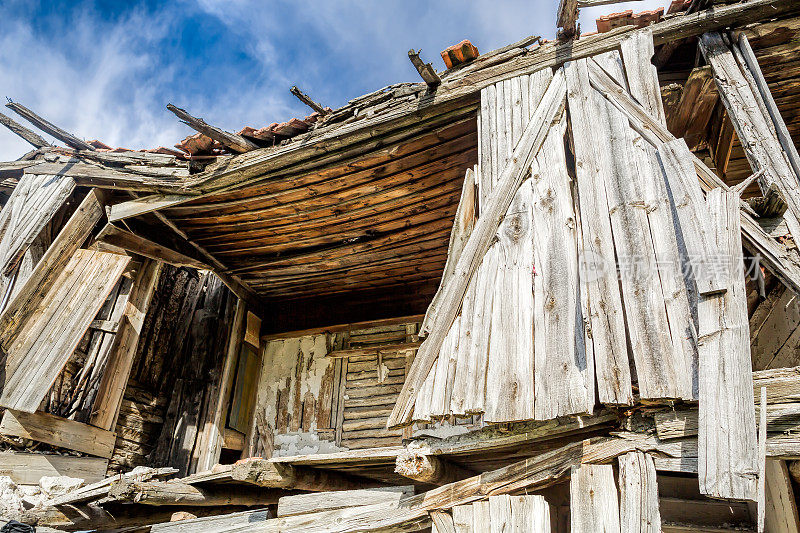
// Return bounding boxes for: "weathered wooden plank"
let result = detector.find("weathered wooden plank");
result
[620,29,667,126]
[489,494,512,533]
[485,177,534,422]
[697,188,758,501]
[452,504,473,533]
[531,114,592,419]
[0,112,50,148]
[655,403,800,440]
[46,466,178,506]
[509,495,551,533]
[463,243,497,414]
[0,409,115,458]
[167,104,258,153]
[431,510,457,533]
[618,451,660,533]
[278,487,413,517]
[570,464,621,532]
[0,190,104,348]
[5,101,95,151]
[0,249,130,412]
[421,167,476,336]
[473,501,491,532]
[565,58,632,406]
[429,315,460,417]
[759,387,768,532]
[108,479,282,506]
[150,509,272,533]
[0,173,75,276]
[0,451,108,484]
[389,68,566,427]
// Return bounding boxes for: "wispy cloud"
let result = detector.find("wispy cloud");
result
[0,0,670,161]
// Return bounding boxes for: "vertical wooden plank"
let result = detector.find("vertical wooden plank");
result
[565,58,633,406]
[452,504,474,533]
[570,464,621,533]
[759,386,768,532]
[431,510,457,533]
[90,260,163,431]
[464,244,497,415]
[489,494,513,533]
[485,178,534,423]
[697,188,758,500]
[532,114,592,420]
[473,501,491,532]
[601,79,691,401]
[657,138,727,295]
[450,275,476,417]
[429,316,460,417]
[618,451,661,533]
[620,29,667,127]
[764,459,800,533]
[510,495,551,533]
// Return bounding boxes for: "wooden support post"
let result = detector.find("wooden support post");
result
[90,259,163,431]
[5,101,95,151]
[108,479,282,507]
[395,453,475,486]
[167,104,258,153]
[290,86,328,115]
[0,189,104,346]
[0,112,50,149]
[408,50,441,87]
[230,458,369,492]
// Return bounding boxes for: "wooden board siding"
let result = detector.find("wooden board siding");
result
[0,249,130,412]
[0,409,116,458]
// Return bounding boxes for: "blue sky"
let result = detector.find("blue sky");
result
[0,0,669,161]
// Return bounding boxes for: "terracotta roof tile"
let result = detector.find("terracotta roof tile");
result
[441,40,480,69]
[596,8,663,33]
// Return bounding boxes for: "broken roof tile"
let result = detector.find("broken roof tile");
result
[596,8,663,33]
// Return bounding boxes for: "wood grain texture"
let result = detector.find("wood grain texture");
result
[566,57,633,406]
[618,451,661,533]
[0,409,116,458]
[697,188,758,501]
[764,459,800,533]
[0,451,108,484]
[570,463,621,532]
[620,29,667,127]
[0,249,130,412]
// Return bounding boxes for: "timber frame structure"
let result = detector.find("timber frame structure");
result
[2,0,800,530]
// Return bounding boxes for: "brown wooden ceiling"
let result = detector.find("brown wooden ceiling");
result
[159,117,477,308]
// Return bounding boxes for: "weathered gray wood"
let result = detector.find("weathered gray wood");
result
[472,501,491,532]
[108,479,282,506]
[764,459,800,533]
[150,509,271,533]
[428,316,459,417]
[431,510,456,533]
[570,464,621,532]
[0,249,130,412]
[0,173,76,275]
[46,467,178,506]
[697,188,758,501]
[0,112,50,148]
[291,86,328,115]
[389,68,566,427]
[452,505,473,533]
[408,50,441,87]
[657,139,727,295]
[94,223,208,269]
[395,452,474,485]
[531,114,592,419]
[565,58,632,406]
[0,190,103,348]
[618,452,661,533]
[0,451,108,484]
[556,0,579,38]
[5,101,95,151]
[509,495,551,532]
[759,386,768,532]
[620,29,667,126]
[167,104,258,153]
[278,487,413,517]
[489,495,512,533]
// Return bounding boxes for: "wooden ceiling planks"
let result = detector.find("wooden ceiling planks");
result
[157,119,477,305]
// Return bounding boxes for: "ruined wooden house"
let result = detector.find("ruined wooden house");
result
[1,0,800,530]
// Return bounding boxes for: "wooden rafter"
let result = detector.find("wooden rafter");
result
[5,101,95,151]
[167,103,259,154]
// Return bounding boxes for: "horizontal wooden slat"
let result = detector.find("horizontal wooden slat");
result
[0,409,116,458]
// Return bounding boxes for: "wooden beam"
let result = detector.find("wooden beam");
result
[277,487,413,517]
[108,479,284,506]
[5,101,95,151]
[764,459,800,533]
[167,104,258,153]
[290,86,328,115]
[0,112,50,149]
[0,189,104,347]
[395,453,475,486]
[0,451,108,484]
[388,67,566,428]
[327,341,421,358]
[0,409,116,458]
[46,467,178,507]
[90,259,163,430]
[94,223,208,269]
[408,50,441,86]
[108,193,197,222]
[230,458,371,492]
